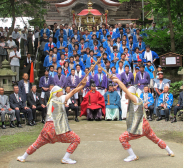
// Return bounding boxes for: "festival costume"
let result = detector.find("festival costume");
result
[153,78,171,114]
[119,86,174,162]
[17,86,80,164]
[80,90,105,120]
[104,91,120,120]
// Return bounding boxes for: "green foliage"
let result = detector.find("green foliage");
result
[141,28,183,55]
[169,81,183,96]
[0,0,48,34]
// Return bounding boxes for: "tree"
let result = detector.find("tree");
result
[144,0,183,53]
[0,0,48,37]
[119,0,183,53]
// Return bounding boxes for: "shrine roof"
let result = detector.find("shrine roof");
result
[78,9,102,16]
[55,0,120,7]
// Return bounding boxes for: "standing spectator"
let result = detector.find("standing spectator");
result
[81,68,93,97]
[23,53,32,68]
[145,60,155,95]
[121,65,134,87]
[142,45,159,63]
[20,29,27,56]
[0,87,15,129]
[0,36,8,66]
[38,33,49,62]
[156,85,173,121]
[39,69,54,99]
[171,90,183,123]
[18,73,32,101]
[0,27,4,37]
[27,30,33,54]
[66,69,80,104]
[54,67,66,89]
[94,67,108,96]
[27,85,46,125]
[53,23,58,43]
[149,22,157,31]
[9,45,21,82]
[3,27,9,39]
[33,26,40,53]
[40,23,50,38]
[65,86,79,122]
[135,64,150,96]
[140,86,154,121]
[12,28,21,51]
[7,35,16,59]
[9,85,33,127]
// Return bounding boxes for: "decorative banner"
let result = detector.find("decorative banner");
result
[73,13,75,24]
[105,13,107,25]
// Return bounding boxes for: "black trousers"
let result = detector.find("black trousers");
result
[13,39,19,51]
[156,106,169,119]
[34,38,38,53]
[145,105,154,116]
[15,108,33,122]
[174,106,183,115]
[31,105,47,120]
[65,104,79,118]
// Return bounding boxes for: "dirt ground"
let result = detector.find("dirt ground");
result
[0,117,183,168]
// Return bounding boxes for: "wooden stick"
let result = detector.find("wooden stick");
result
[76,55,103,87]
[107,94,110,104]
[91,58,112,78]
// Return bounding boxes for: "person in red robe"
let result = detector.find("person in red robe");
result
[80,83,105,121]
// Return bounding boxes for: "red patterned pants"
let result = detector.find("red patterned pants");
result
[119,118,166,150]
[26,121,80,155]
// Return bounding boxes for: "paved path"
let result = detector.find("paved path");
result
[8,119,183,168]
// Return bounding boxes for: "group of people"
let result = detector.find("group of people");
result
[0,22,182,130]
[16,76,175,164]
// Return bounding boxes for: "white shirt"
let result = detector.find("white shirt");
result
[24,82,29,93]
[9,51,21,66]
[66,98,72,105]
[14,93,19,102]
[7,40,16,48]
[21,33,27,40]
[12,31,21,39]
[46,95,66,121]
[34,31,39,39]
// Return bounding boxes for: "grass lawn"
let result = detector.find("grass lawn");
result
[0,123,43,154]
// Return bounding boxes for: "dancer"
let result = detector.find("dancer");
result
[17,79,87,164]
[111,77,174,162]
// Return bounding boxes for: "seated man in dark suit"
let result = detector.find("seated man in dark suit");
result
[65,86,79,122]
[0,87,15,129]
[27,85,47,124]
[9,85,33,127]
[44,84,54,106]
[171,90,183,123]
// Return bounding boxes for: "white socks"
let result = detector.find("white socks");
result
[127,148,136,157]
[63,152,71,160]
[22,152,29,160]
[165,146,173,154]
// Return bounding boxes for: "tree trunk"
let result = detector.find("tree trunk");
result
[166,0,175,52]
[7,0,15,39]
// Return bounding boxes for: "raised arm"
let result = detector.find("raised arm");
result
[65,78,87,102]
[111,77,137,103]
